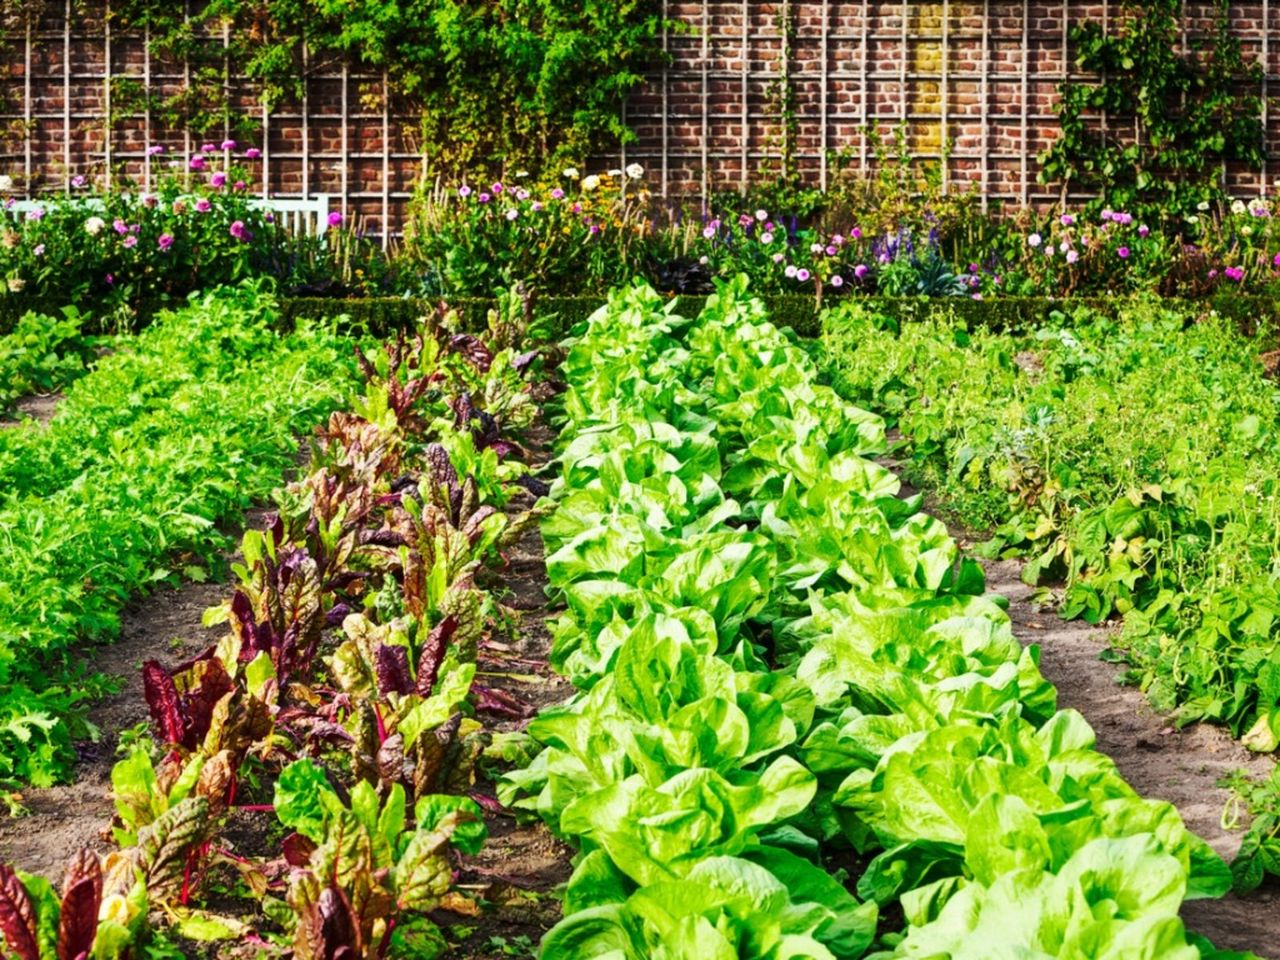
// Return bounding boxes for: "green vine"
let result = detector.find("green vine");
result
[94,0,668,175]
[1039,0,1265,216]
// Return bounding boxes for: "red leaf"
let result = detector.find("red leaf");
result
[0,864,40,960]
[57,849,101,960]
[375,645,413,697]
[282,833,317,868]
[416,616,458,698]
[142,660,185,746]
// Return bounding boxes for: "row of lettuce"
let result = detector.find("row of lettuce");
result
[819,298,1280,888]
[0,290,547,956]
[499,280,1260,958]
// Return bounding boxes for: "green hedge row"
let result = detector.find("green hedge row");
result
[7,290,1280,345]
[278,292,1280,344]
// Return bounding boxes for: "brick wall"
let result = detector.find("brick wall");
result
[2,2,1278,236]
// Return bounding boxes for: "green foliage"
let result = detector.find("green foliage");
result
[1040,0,1264,217]
[0,282,357,787]
[821,298,1280,742]
[108,0,666,174]
[0,307,97,413]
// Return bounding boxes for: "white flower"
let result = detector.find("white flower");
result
[607,169,622,177]
[1059,241,1070,253]
[0,175,12,191]
[1232,199,1247,215]
[698,255,709,265]
[505,208,519,221]
[625,163,644,179]
[1066,250,1079,264]
[7,276,24,292]
[515,170,530,178]
[1186,214,1200,225]
[784,264,798,278]
[84,216,106,235]
[1249,198,1270,214]
[1027,233,1042,248]
[810,242,823,254]
[1197,201,1211,212]
[755,209,768,221]
[760,232,774,244]
[1044,245,1054,257]
[581,174,601,191]
[562,167,580,180]
[1242,225,1253,236]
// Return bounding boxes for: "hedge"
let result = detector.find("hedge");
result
[277,292,1280,345]
[5,290,1279,347]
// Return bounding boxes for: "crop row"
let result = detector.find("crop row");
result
[0,293,546,957]
[0,282,360,788]
[503,279,1260,958]
[820,298,1280,888]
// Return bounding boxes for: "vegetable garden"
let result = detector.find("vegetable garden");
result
[4,2,1280,958]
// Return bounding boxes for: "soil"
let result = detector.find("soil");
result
[0,391,60,427]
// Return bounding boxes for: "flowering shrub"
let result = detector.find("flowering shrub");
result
[403,166,653,295]
[1,145,294,320]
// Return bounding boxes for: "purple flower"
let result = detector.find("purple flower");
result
[1117,246,1131,259]
[1225,266,1245,282]
[796,268,811,282]
[1060,214,1074,226]
[245,148,262,159]
[477,192,491,204]
[589,224,600,235]
[831,274,844,288]
[854,264,869,279]
[210,172,227,187]
[1272,252,1280,267]
[551,188,565,199]
[703,225,717,239]
[146,144,165,155]
[968,263,979,273]
[531,201,544,212]
[851,227,862,239]
[459,185,472,198]
[158,233,174,250]
[70,174,86,188]
[123,235,137,248]
[491,182,504,194]
[229,219,248,240]
[327,211,343,227]
[189,156,206,171]
[195,198,212,213]
[1138,224,1150,238]
[220,139,236,151]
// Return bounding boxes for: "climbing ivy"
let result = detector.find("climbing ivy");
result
[45,0,667,174]
[1039,0,1264,217]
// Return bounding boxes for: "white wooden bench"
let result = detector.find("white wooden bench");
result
[5,194,332,236]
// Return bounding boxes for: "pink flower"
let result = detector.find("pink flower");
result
[516,189,530,201]
[158,233,174,250]
[195,198,212,213]
[760,232,774,244]
[771,252,785,263]
[703,226,717,239]
[505,208,518,221]
[234,180,246,191]
[784,264,798,278]
[113,218,128,234]
[459,185,472,197]
[551,188,565,200]
[531,201,544,212]
[146,144,165,155]
[831,274,844,288]
[477,192,491,204]
[142,194,157,208]
[796,268,811,282]
[1066,250,1079,264]
[122,235,138,248]
[189,156,206,171]
[229,220,248,240]
[245,148,262,159]
[105,273,114,285]
[220,139,236,151]
[211,172,227,187]
[1117,246,1130,259]
[825,245,837,256]
[327,211,343,227]
[33,243,44,256]
[854,264,869,279]
[491,182,504,194]
[1060,214,1074,226]
[201,142,217,153]
[25,208,43,221]
[851,227,862,239]
[1272,252,1280,267]
[70,174,86,187]
[1138,224,1150,238]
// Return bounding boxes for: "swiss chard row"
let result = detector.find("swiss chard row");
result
[503,279,1260,958]
[0,294,548,958]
